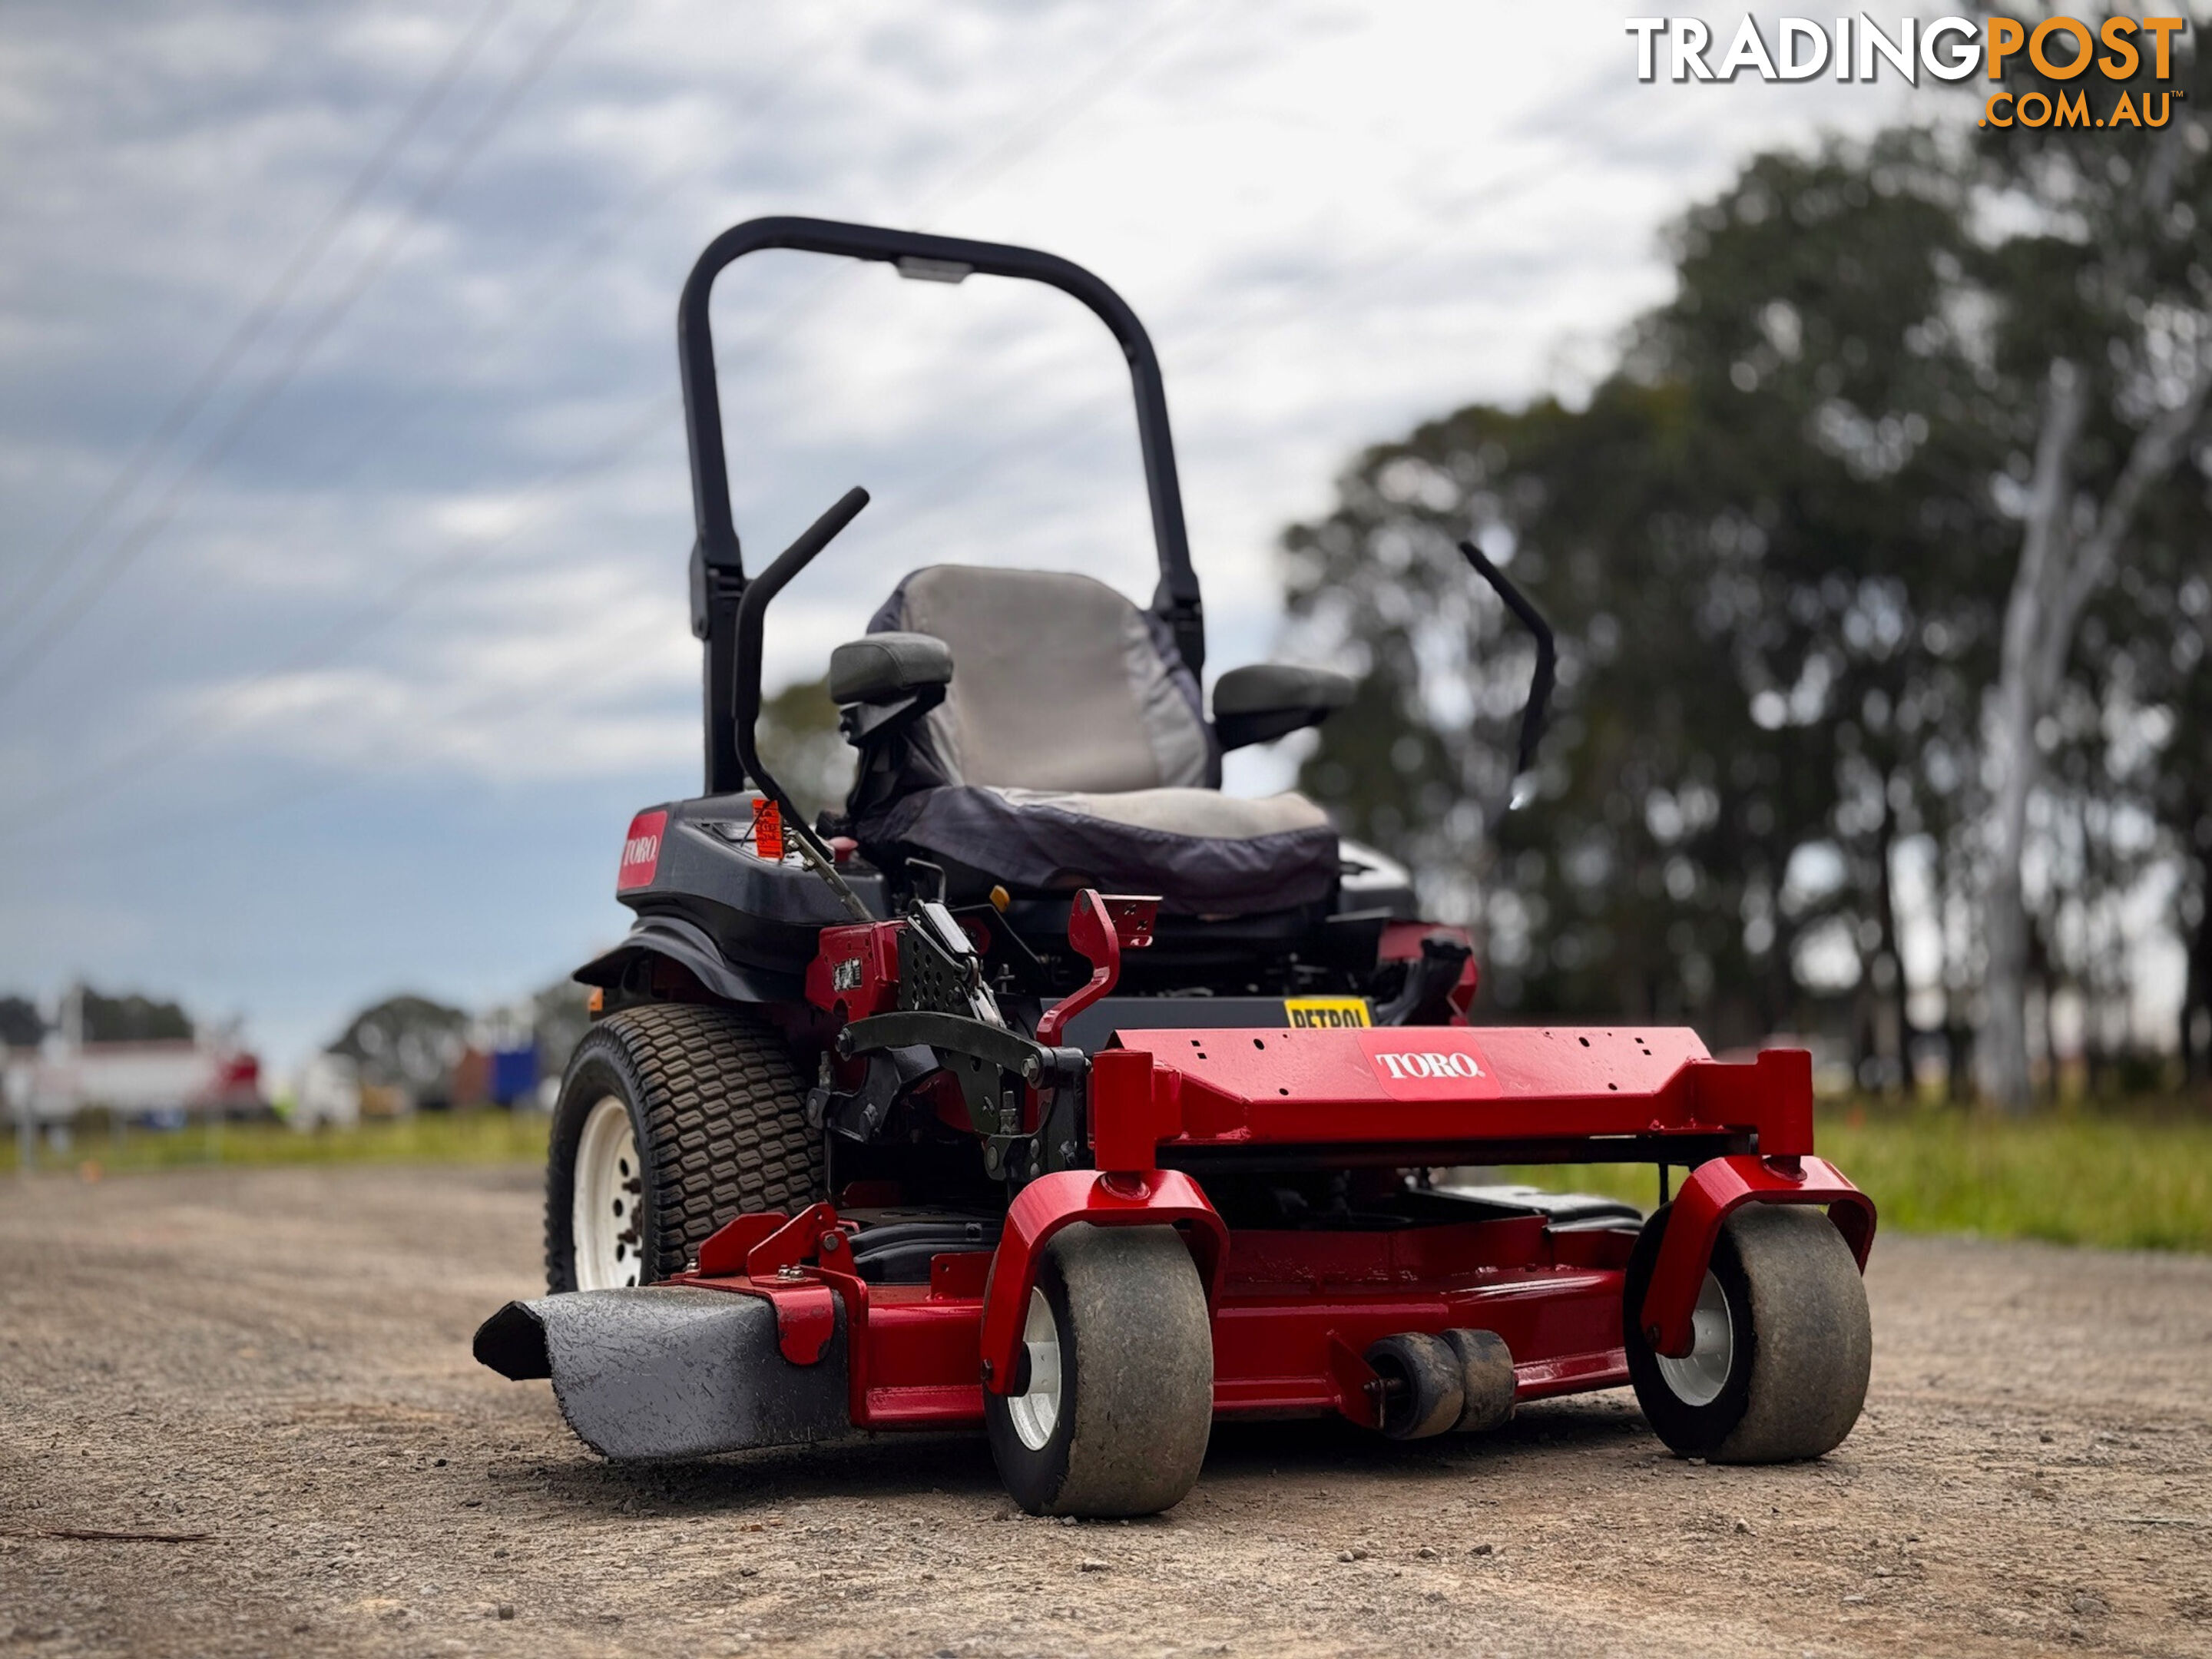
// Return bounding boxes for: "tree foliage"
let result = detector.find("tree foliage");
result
[755,675,853,824]
[78,985,193,1043]
[328,994,468,1101]
[0,995,44,1048]
[531,975,593,1081]
[1285,108,2211,1088]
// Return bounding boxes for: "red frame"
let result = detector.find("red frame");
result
[672,1188,1643,1431]
[674,900,1876,1434]
[1104,1025,1815,1159]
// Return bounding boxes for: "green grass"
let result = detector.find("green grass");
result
[1,1110,548,1177]
[12,1101,2211,1253]
[1505,1101,2212,1253]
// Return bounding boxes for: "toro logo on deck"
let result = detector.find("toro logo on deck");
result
[1356,1028,1502,1101]
[1374,1051,1483,1081]
[616,810,667,892]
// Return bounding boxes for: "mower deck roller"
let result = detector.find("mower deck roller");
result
[477,217,1877,1516]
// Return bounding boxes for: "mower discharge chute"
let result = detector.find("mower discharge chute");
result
[475,217,1876,1517]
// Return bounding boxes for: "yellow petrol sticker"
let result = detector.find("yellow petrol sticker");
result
[1283,996,1373,1029]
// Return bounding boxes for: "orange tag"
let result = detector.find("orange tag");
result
[750,796,785,861]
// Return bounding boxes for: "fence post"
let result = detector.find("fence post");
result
[10,1069,31,1177]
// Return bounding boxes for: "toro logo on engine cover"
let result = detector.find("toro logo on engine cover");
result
[1355,1028,1502,1101]
[616,810,667,892]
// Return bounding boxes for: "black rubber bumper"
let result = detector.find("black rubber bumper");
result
[474,1287,849,1461]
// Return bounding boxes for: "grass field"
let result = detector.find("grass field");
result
[1505,1100,2212,1253]
[8,1101,2210,1253]
[2,1110,548,1177]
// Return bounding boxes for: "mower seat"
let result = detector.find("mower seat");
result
[843,565,1339,915]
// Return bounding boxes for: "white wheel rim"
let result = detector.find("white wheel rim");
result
[1656,1270,1734,1407]
[572,1095,646,1290]
[1006,1288,1062,1452]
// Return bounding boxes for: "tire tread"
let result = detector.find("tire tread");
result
[544,1002,822,1290]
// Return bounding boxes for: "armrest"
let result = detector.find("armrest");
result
[1211,662,1355,751]
[829,632,952,706]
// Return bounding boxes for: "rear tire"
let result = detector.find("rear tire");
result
[984,1224,1213,1517]
[545,1003,823,1292]
[1624,1202,1872,1463]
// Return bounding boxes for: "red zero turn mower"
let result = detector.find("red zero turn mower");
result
[473,217,1876,1518]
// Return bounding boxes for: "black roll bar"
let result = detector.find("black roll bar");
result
[678,215,1205,793]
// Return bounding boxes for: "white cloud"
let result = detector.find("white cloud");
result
[0,0,1941,1054]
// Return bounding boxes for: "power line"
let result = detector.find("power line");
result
[32,4,849,700]
[0,255,876,846]
[900,0,1226,219]
[0,0,1216,849]
[881,171,1539,544]
[0,388,678,840]
[0,0,513,635]
[0,249,857,849]
[0,237,894,843]
[301,0,847,468]
[0,0,601,702]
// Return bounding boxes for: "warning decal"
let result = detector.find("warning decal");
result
[1283,996,1372,1029]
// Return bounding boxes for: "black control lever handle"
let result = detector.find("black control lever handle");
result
[733,486,870,743]
[1458,539,1555,818]
[733,486,873,921]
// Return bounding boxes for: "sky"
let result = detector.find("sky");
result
[0,2,1936,1070]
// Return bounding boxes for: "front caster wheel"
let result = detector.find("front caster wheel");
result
[984,1224,1214,1517]
[1624,1202,1872,1463]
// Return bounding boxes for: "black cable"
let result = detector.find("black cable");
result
[0,0,512,636]
[0,389,677,840]
[0,0,601,700]
[29,6,849,706]
[0,0,1211,843]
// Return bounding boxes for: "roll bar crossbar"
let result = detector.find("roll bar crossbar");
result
[678,216,1205,793]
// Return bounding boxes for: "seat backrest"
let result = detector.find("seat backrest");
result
[868,565,1217,794]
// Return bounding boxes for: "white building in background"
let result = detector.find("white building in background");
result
[3,990,263,1126]
[6,1039,264,1124]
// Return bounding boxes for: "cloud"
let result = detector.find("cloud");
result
[0,0,1930,1058]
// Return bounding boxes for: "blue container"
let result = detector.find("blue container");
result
[489,1045,538,1106]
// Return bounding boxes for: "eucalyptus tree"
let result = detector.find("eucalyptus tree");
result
[1283,134,2008,1068]
[1967,34,2212,1104]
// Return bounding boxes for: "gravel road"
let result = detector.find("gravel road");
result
[2,1164,2209,1658]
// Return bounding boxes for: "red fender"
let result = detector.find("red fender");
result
[979,1169,1227,1395]
[1639,1154,1876,1357]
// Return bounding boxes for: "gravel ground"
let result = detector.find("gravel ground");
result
[2,1164,2209,1658]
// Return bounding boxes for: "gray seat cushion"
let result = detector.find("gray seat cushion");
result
[869,565,1217,793]
[871,785,1339,916]
[851,565,1338,916]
